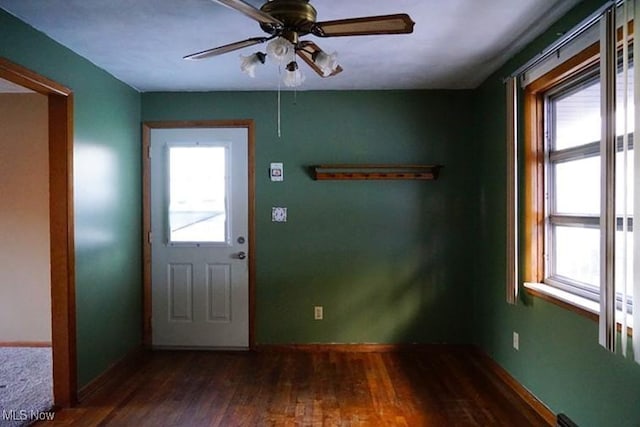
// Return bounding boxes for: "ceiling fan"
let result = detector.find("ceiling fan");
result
[184,0,415,85]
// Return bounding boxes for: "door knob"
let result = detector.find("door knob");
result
[237,251,247,260]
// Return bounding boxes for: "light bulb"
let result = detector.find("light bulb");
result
[239,52,266,78]
[266,37,293,63]
[313,51,339,77]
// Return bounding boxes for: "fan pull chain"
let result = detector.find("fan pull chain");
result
[277,64,282,138]
[292,49,298,105]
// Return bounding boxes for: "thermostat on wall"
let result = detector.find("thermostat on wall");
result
[270,162,284,182]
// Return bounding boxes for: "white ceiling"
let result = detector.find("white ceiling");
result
[0,0,581,92]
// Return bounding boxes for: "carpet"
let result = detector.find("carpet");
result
[0,348,53,427]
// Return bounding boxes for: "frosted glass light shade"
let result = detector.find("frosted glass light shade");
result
[283,64,305,87]
[240,52,266,78]
[266,37,293,63]
[314,51,339,76]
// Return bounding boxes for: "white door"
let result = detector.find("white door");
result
[150,127,248,348]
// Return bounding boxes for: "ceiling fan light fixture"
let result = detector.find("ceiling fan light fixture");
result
[266,37,293,63]
[283,61,305,87]
[312,50,338,77]
[240,51,267,77]
[187,0,415,90]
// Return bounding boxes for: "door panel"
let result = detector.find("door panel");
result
[168,263,193,322]
[207,263,231,322]
[150,127,248,348]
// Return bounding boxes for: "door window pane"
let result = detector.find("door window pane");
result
[553,156,600,215]
[553,225,600,288]
[169,146,226,243]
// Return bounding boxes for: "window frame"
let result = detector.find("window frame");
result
[524,31,635,326]
[523,43,601,319]
[543,65,602,301]
[165,141,232,247]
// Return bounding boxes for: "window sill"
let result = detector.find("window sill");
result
[524,282,599,321]
[523,282,633,336]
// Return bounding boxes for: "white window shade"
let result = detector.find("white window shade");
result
[506,76,518,305]
[633,0,640,364]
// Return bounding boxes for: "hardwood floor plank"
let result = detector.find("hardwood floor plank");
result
[36,348,552,426]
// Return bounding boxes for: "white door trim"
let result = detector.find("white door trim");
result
[142,120,255,349]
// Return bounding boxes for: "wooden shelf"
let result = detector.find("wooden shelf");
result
[312,164,442,181]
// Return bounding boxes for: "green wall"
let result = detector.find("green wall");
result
[0,9,142,387]
[7,3,638,422]
[475,1,640,426]
[143,90,478,344]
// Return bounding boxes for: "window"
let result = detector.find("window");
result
[168,145,228,243]
[516,0,640,362]
[544,67,601,300]
[523,22,635,321]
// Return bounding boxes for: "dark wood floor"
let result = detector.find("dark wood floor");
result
[39,347,551,426]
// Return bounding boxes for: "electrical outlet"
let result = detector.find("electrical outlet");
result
[314,306,323,320]
[513,331,519,351]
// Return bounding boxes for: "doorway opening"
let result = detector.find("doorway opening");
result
[0,58,77,407]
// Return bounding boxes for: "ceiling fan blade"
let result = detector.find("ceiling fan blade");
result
[212,0,283,27]
[296,41,343,78]
[184,37,269,60]
[312,14,414,37]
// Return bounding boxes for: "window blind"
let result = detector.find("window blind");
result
[506,77,518,305]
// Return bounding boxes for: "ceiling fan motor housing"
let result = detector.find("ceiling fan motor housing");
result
[259,0,317,36]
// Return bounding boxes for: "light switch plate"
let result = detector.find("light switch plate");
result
[270,162,284,182]
[271,207,287,222]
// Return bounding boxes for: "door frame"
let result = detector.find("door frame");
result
[0,58,77,406]
[142,120,256,349]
